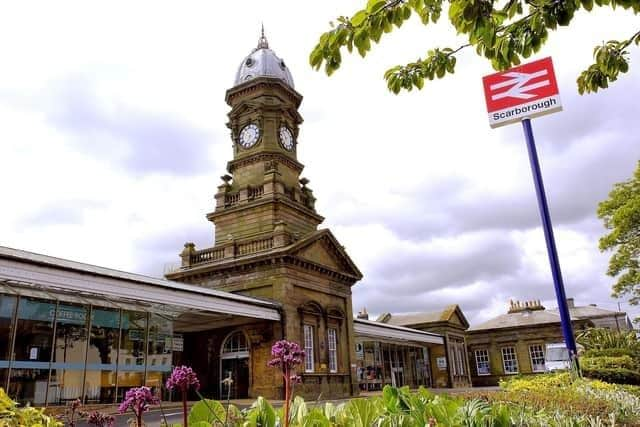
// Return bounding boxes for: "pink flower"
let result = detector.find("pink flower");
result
[267,340,305,369]
[166,365,200,392]
[87,411,115,427]
[117,386,159,417]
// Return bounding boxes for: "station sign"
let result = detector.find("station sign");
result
[482,57,562,128]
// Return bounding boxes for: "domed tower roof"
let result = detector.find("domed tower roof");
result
[233,26,295,89]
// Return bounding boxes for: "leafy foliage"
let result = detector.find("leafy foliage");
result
[598,161,640,309]
[0,388,62,427]
[492,372,640,423]
[309,0,640,94]
[577,327,640,351]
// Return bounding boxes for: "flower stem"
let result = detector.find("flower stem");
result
[182,389,188,427]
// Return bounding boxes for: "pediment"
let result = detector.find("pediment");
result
[289,230,362,281]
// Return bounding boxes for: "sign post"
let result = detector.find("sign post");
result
[482,57,578,362]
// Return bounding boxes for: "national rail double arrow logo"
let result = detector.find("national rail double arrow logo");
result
[482,57,563,128]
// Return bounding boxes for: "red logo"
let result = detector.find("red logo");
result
[482,57,560,113]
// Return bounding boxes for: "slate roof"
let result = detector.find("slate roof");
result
[468,304,625,332]
[377,304,469,329]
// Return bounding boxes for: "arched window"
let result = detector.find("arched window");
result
[221,331,249,357]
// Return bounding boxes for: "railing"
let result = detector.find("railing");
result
[190,247,225,264]
[284,186,296,201]
[248,185,264,200]
[224,193,240,206]
[236,237,273,256]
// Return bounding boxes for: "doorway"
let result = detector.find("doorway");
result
[219,331,250,399]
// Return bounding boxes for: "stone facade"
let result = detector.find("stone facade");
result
[165,44,363,400]
[466,300,594,386]
[377,305,472,388]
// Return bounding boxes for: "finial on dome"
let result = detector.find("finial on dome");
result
[257,23,269,49]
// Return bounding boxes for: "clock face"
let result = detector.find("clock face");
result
[238,123,260,149]
[279,126,294,151]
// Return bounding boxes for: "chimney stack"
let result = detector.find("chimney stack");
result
[357,308,369,320]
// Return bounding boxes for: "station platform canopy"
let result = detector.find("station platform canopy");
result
[354,318,444,345]
[0,246,281,332]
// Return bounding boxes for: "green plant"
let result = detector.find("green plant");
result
[582,367,640,385]
[581,355,638,371]
[0,388,63,427]
[577,328,640,351]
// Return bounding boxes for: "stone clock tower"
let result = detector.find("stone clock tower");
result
[165,30,362,400]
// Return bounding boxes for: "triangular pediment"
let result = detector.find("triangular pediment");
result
[288,230,362,281]
[441,305,470,329]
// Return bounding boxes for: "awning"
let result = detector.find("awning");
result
[0,246,281,322]
[354,318,444,345]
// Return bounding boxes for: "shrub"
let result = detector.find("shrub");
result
[577,328,640,352]
[581,355,638,370]
[0,388,62,427]
[582,367,640,385]
[583,347,640,359]
[495,372,640,424]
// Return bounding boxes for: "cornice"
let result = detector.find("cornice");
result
[206,193,325,224]
[225,77,303,108]
[227,151,304,174]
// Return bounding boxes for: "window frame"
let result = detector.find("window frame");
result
[501,346,519,375]
[528,344,546,373]
[474,349,491,376]
[303,324,315,373]
[327,328,338,373]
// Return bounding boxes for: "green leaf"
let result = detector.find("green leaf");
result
[367,0,388,14]
[351,10,369,27]
[189,399,226,425]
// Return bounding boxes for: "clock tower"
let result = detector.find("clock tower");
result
[166,30,362,400]
[210,28,324,246]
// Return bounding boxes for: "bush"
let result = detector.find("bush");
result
[494,372,640,424]
[582,367,640,385]
[581,355,638,370]
[0,388,62,427]
[583,347,640,359]
[577,328,640,352]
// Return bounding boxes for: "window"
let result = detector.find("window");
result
[475,349,490,375]
[328,328,338,373]
[529,344,545,372]
[303,324,314,372]
[501,347,519,374]
[449,338,466,377]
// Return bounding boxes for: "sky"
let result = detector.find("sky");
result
[0,1,638,326]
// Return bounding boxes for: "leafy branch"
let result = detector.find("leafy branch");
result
[310,0,640,94]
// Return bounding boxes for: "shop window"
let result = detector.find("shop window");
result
[501,347,519,374]
[117,311,147,400]
[303,325,314,373]
[0,294,17,389]
[49,302,89,405]
[85,306,120,404]
[327,328,337,373]
[474,349,490,376]
[529,344,545,372]
[146,314,173,399]
[10,296,56,405]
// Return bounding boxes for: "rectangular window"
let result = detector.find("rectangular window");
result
[501,347,519,374]
[303,324,314,373]
[474,349,490,376]
[328,328,338,373]
[529,344,545,372]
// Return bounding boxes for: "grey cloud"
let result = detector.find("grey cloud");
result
[134,225,213,277]
[21,199,107,227]
[47,78,215,176]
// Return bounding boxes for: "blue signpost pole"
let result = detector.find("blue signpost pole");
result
[521,118,578,359]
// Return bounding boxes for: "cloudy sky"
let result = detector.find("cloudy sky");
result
[0,1,638,325]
